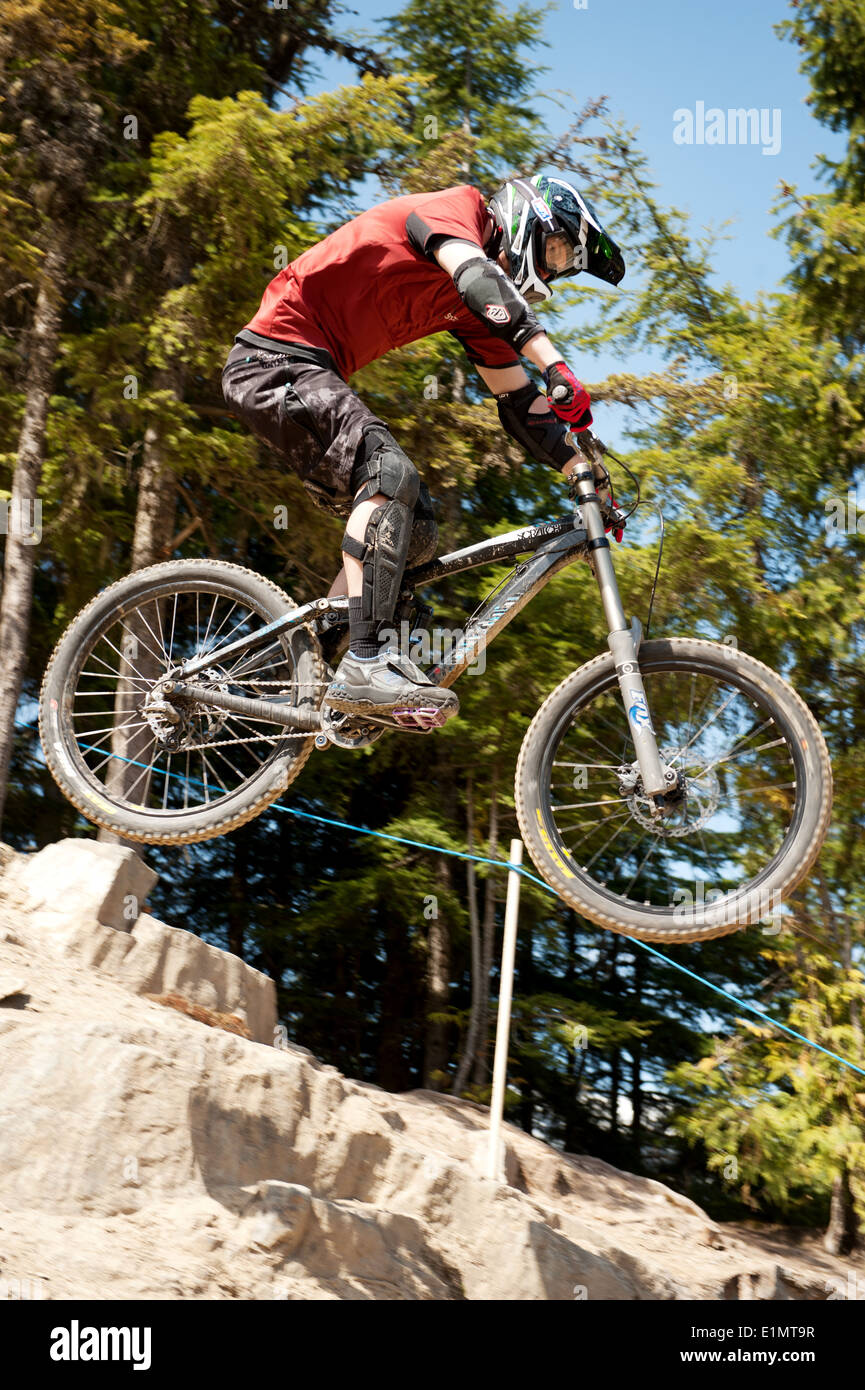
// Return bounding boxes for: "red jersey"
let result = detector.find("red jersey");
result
[243,185,519,379]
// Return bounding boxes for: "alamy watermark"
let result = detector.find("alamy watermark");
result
[825,489,865,534]
[378,620,487,675]
[673,102,782,157]
[673,881,784,932]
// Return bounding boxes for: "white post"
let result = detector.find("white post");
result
[485,838,523,1181]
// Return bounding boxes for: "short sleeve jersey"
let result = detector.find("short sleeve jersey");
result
[243,185,520,379]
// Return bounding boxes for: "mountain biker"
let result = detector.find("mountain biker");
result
[221,173,625,727]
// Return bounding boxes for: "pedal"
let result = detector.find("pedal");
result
[390,706,451,732]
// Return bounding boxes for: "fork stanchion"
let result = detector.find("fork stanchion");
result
[485,838,524,1182]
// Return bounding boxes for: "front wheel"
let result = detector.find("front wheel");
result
[515,638,832,943]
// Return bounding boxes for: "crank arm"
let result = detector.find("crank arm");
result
[164,681,322,733]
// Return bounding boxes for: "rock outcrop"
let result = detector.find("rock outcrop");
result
[0,839,862,1301]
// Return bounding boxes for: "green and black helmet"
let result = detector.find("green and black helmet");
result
[488,173,626,303]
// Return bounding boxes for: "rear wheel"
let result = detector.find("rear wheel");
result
[515,638,832,942]
[39,560,326,844]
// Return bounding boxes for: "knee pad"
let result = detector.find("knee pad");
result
[350,424,419,507]
[354,499,414,624]
[406,483,438,567]
[340,426,422,625]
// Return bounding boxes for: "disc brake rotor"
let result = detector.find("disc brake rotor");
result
[620,745,721,838]
[142,666,231,751]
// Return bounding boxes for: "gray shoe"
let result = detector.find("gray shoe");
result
[325,650,459,729]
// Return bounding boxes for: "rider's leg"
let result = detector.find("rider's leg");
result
[222,344,453,719]
[328,483,437,599]
[325,426,457,719]
[341,483,390,657]
[339,424,423,660]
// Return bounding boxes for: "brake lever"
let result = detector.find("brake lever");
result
[571,427,606,465]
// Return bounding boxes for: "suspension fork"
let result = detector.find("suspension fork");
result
[569,442,672,798]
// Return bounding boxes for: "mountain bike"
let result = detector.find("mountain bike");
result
[39,431,832,943]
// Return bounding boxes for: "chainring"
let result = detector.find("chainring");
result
[318,701,386,749]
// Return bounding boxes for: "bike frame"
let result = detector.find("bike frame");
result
[167,448,671,798]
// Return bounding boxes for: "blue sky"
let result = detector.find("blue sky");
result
[301,0,842,441]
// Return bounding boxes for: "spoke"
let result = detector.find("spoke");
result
[562,714,627,767]
[119,611,168,670]
[695,731,785,777]
[199,750,230,796]
[168,592,179,664]
[553,796,629,811]
[668,687,744,765]
[152,595,167,656]
[200,592,221,658]
[559,810,632,837]
[71,706,139,721]
[684,670,697,749]
[552,761,622,770]
[75,718,150,741]
[201,599,242,652]
[124,745,162,803]
[736,781,797,796]
[583,812,638,871]
[207,743,250,787]
[83,653,150,688]
[72,690,138,699]
[99,632,150,685]
[214,716,272,761]
[87,745,130,777]
[622,832,664,898]
[226,642,290,680]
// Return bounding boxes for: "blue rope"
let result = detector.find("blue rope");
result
[76,740,865,1078]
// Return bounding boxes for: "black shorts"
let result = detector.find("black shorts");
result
[222,337,389,510]
[221,337,437,563]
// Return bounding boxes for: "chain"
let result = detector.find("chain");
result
[227,677,331,689]
[179,728,311,751]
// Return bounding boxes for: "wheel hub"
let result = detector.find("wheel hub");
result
[617,745,721,838]
[142,666,231,751]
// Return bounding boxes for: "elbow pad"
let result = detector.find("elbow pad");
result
[497,382,575,472]
[453,258,543,352]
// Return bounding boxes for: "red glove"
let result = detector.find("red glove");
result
[543,361,592,429]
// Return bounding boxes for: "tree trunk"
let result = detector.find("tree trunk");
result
[98,368,181,845]
[630,949,646,1163]
[472,765,500,1088]
[129,370,182,572]
[0,232,68,831]
[824,1165,859,1256]
[379,906,413,1092]
[226,824,249,960]
[452,772,482,1095]
[423,854,452,1090]
[607,937,621,1137]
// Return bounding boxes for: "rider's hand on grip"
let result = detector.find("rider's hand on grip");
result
[543,361,592,429]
